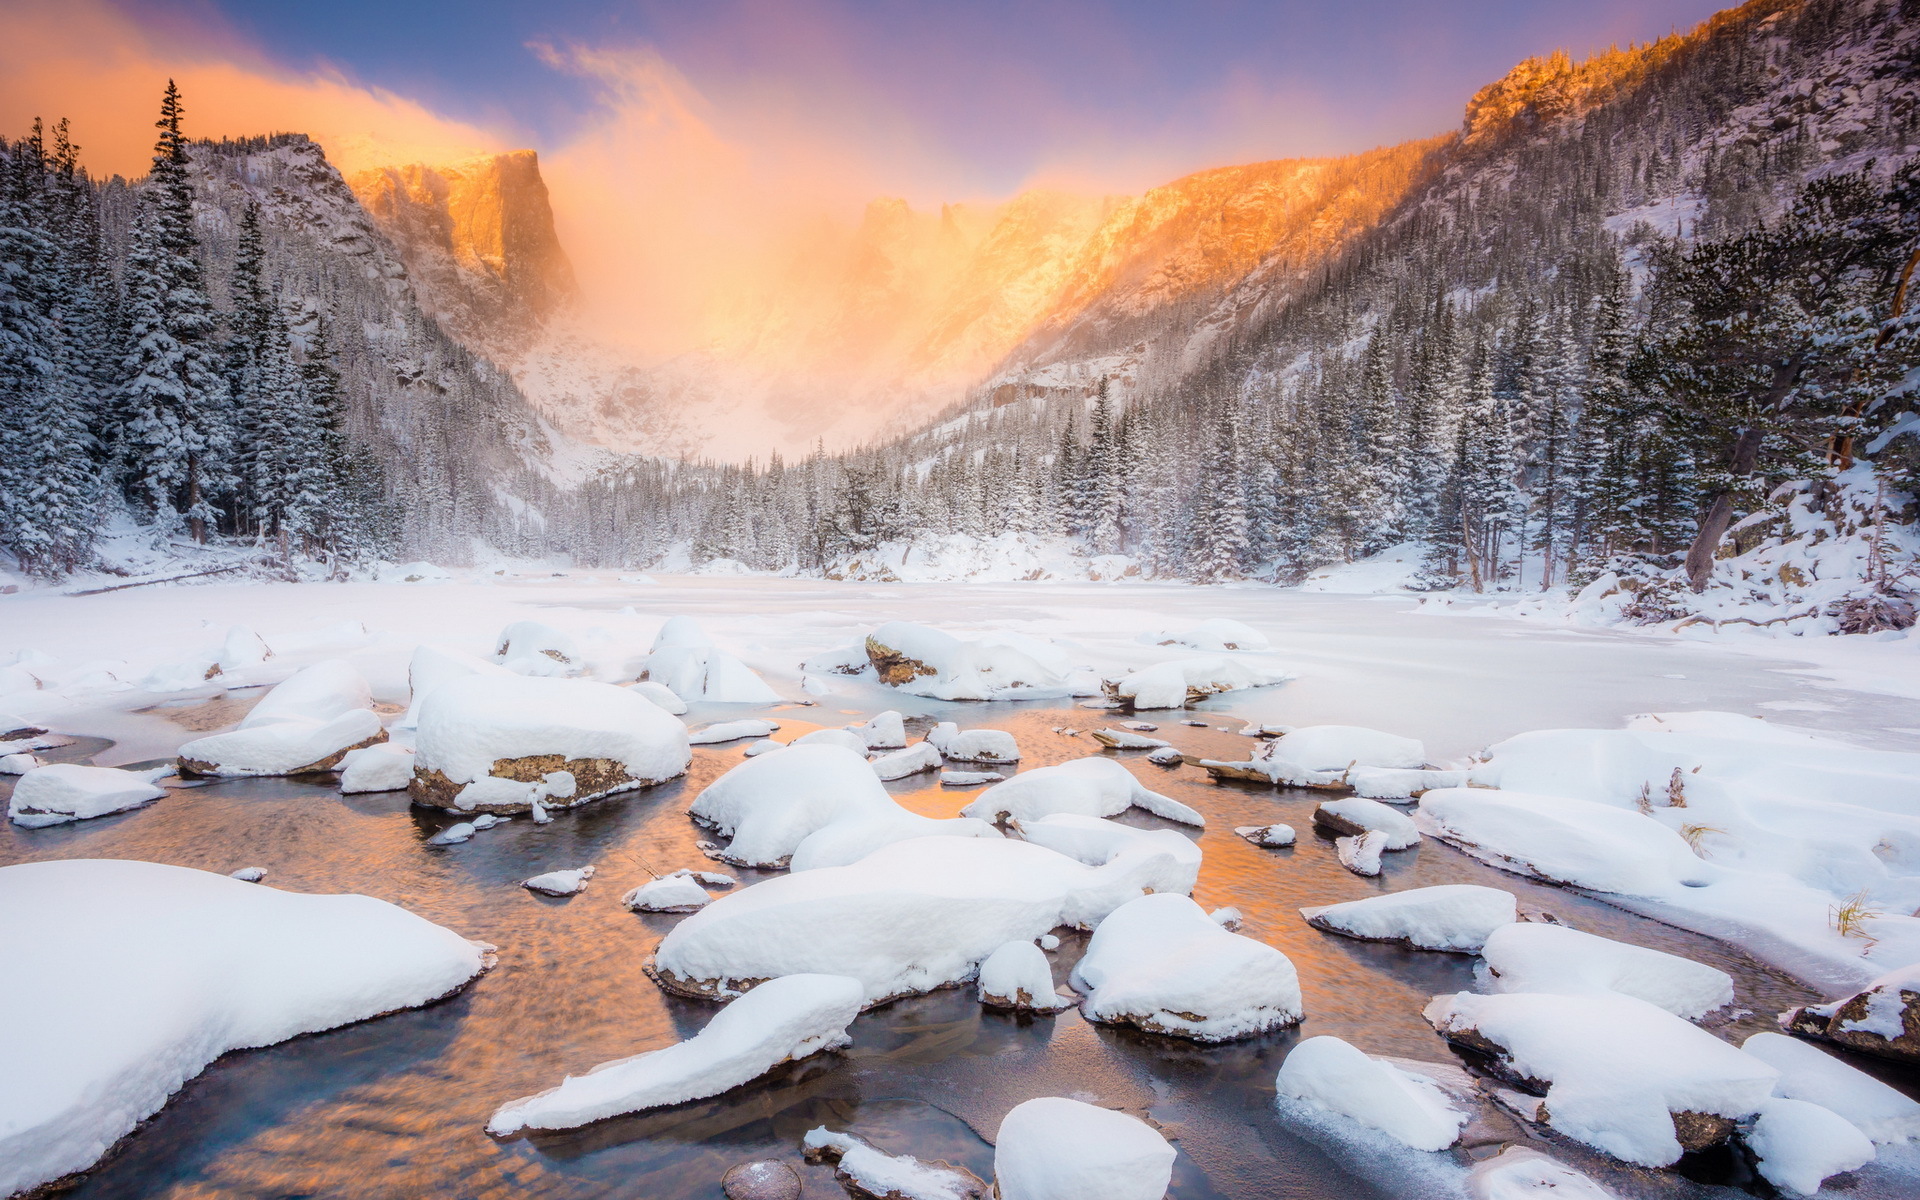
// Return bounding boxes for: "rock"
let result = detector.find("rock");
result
[865,635,937,686]
[1145,746,1184,766]
[720,1160,801,1200]
[802,1129,991,1200]
[1784,963,1920,1065]
[1235,823,1296,847]
[1336,831,1386,876]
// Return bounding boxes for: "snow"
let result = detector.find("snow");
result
[941,768,1004,785]
[790,728,870,753]
[644,616,782,703]
[1070,893,1303,1041]
[1742,1031,1920,1144]
[177,660,383,777]
[1300,885,1516,953]
[486,973,863,1134]
[1145,746,1183,766]
[494,620,583,675]
[243,659,373,725]
[1416,788,1702,897]
[1091,728,1169,749]
[689,718,780,745]
[650,835,1194,1004]
[1478,923,1734,1019]
[978,939,1069,1011]
[338,743,415,793]
[8,763,166,827]
[927,722,1021,763]
[1464,1148,1613,1200]
[1314,797,1421,849]
[1012,813,1202,893]
[523,865,595,896]
[865,621,1067,701]
[1110,656,1290,710]
[621,871,715,912]
[802,1127,989,1200]
[1350,767,1466,800]
[1275,1036,1467,1151]
[399,645,508,729]
[1264,725,1426,773]
[1746,1097,1876,1195]
[427,821,477,845]
[963,756,1203,826]
[848,709,906,749]
[1142,618,1270,652]
[993,1097,1175,1200]
[1337,831,1386,876]
[625,680,687,715]
[0,859,487,1197]
[1236,823,1296,847]
[0,751,41,773]
[872,741,944,780]
[228,866,267,882]
[1423,990,1778,1167]
[412,674,690,810]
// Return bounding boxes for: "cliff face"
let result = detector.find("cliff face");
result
[348,150,577,359]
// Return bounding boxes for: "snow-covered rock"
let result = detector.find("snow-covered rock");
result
[872,741,944,780]
[645,616,782,704]
[178,660,385,777]
[742,738,783,757]
[239,658,373,726]
[1314,797,1421,849]
[0,859,486,1197]
[1109,656,1289,710]
[1013,813,1201,894]
[992,1097,1174,1200]
[338,743,415,794]
[1417,787,1702,897]
[1301,885,1516,953]
[228,866,267,883]
[864,622,1065,701]
[790,728,871,754]
[690,719,781,745]
[7,763,166,827]
[0,751,41,774]
[940,769,1004,786]
[427,821,476,845]
[494,620,583,675]
[1746,1097,1875,1195]
[523,866,594,896]
[650,835,1193,1004]
[1464,1148,1613,1200]
[1235,823,1296,847]
[978,939,1069,1012]
[1263,725,1426,773]
[1337,831,1387,876]
[1479,923,1733,1019]
[486,974,863,1134]
[1785,962,1920,1065]
[398,644,508,729]
[847,710,907,749]
[963,757,1202,826]
[1090,728,1170,750]
[1070,893,1302,1041]
[1143,618,1270,652]
[411,674,690,813]
[927,722,1020,763]
[1145,746,1184,766]
[622,871,716,912]
[626,680,688,715]
[802,1127,991,1200]
[1423,990,1777,1166]
[1742,1031,1920,1144]
[1275,1036,1468,1151]
[1349,767,1467,801]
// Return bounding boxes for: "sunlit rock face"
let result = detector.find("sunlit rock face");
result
[349,150,577,358]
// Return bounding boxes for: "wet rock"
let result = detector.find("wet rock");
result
[720,1159,801,1200]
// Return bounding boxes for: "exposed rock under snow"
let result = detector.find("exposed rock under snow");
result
[487,974,863,1134]
[1337,831,1387,876]
[1479,922,1733,1019]
[1742,1031,1920,1144]
[864,622,1067,702]
[993,1097,1175,1200]
[523,866,595,896]
[1091,728,1170,750]
[802,1127,991,1200]
[177,660,385,777]
[1314,797,1421,849]
[978,939,1069,1012]
[1145,746,1184,767]
[1235,823,1296,847]
[963,756,1202,826]
[1275,1036,1468,1151]
[8,763,165,827]
[1301,885,1516,953]
[622,870,721,912]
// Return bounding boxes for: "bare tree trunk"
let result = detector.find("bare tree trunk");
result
[1684,426,1764,592]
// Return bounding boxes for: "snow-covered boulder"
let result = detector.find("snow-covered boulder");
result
[802,1127,991,1200]
[1417,787,1702,897]
[399,645,507,729]
[979,940,1069,1012]
[872,741,943,780]
[785,728,866,754]
[1313,797,1421,849]
[0,860,487,1197]
[1264,726,1426,773]
[523,866,594,896]
[1090,728,1170,750]
[1337,831,1387,876]
[1070,893,1302,1041]
[690,744,903,867]
[645,617,782,704]
[622,871,716,913]
[1479,923,1733,1019]
[848,710,907,749]
[487,974,863,1134]
[789,810,1002,873]
[1349,767,1466,801]
[177,660,386,777]
[1423,990,1778,1166]
[992,1097,1174,1200]
[650,835,1193,1004]
[7,763,166,828]
[1235,823,1296,847]
[863,622,1066,701]
[1013,813,1201,895]
[1143,618,1270,652]
[494,620,583,675]
[1746,1097,1875,1195]
[928,722,1020,764]
[626,680,688,715]
[338,743,415,794]
[411,674,690,813]
[1108,656,1289,710]
[1785,962,1920,1065]
[1301,885,1516,953]
[1742,1031,1920,1144]
[690,718,781,745]
[963,757,1202,826]
[0,751,41,774]
[941,769,1004,785]
[1275,1036,1468,1151]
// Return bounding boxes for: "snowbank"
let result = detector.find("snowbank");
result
[927,722,1020,763]
[1301,885,1516,953]
[864,622,1065,701]
[1109,656,1290,710]
[8,764,165,828]
[411,674,690,813]
[1275,1036,1467,1151]
[650,835,1193,1004]
[1785,962,1920,1065]
[993,1097,1175,1200]
[978,940,1069,1012]
[1742,1031,1920,1144]
[1337,831,1387,876]
[1479,923,1733,1019]
[1070,893,1303,1041]
[1142,618,1270,652]
[1417,788,1702,897]
[177,660,385,777]
[0,860,486,1197]
[487,974,863,1134]
[963,757,1202,826]
[644,617,782,703]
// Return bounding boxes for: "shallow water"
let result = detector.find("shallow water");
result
[2,704,1913,1200]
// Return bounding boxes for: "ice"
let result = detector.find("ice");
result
[1424,990,1778,1166]
[978,939,1069,1011]
[1110,656,1290,710]
[494,620,583,675]
[1464,1147,1613,1200]
[523,866,595,896]
[622,871,715,912]
[1350,767,1467,801]
[864,621,1065,701]
[1275,1036,1467,1151]
[1314,797,1421,849]
[486,973,863,1134]
[1417,788,1701,897]
[1478,923,1734,1019]
[650,835,1194,1004]
[1070,893,1303,1041]
[1301,884,1516,953]
[7,763,166,827]
[1337,830,1386,876]
[690,718,781,745]
[177,660,384,777]
[625,680,688,714]
[992,1097,1175,1200]
[1143,618,1271,652]
[848,709,907,749]
[1746,1097,1875,1195]
[644,616,782,703]
[1264,725,1426,773]
[963,756,1203,826]
[1236,823,1297,847]
[872,741,943,780]
[941,769,1004,785]
[338,743,415,794]
[802,1127,991,1200]
[927,722,1021,763]
[0,859,487,1197]
[412,674,690,812]
[1742,1031,1920,1144]
[1013,813,1201,893]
